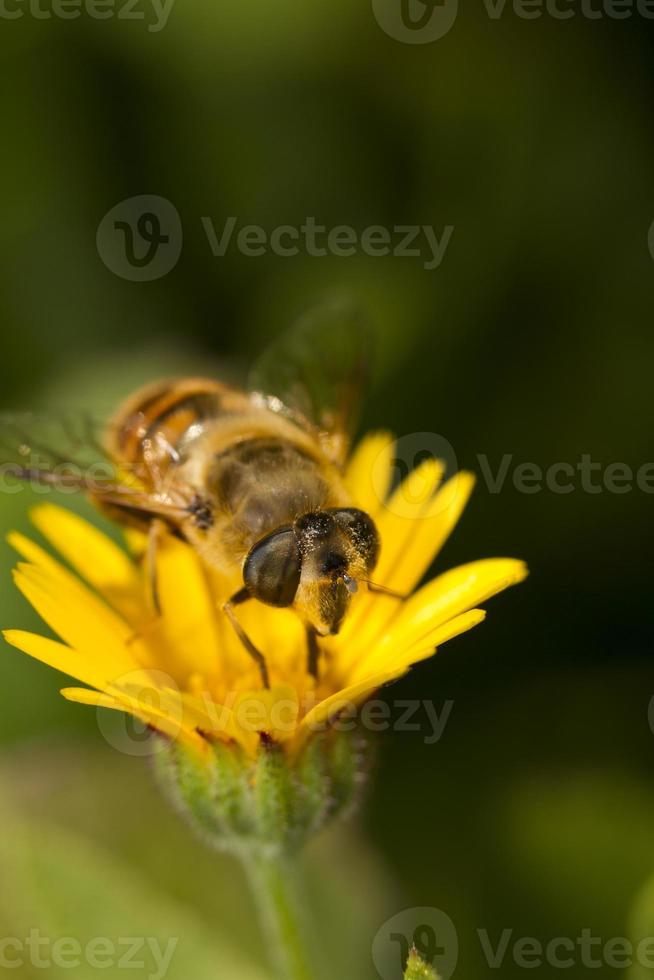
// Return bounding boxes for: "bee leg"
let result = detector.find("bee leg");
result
[146,518,166,615]
[125,520,166,646]
[126,517,166,646]
[223,589,271,689]
[306,627,321,680]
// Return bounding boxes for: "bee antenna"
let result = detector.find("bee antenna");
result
[363,580,406,600]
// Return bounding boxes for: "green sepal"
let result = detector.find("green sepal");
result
[253,738,296,852]
[324,727,366,823]
[153,729,369,857]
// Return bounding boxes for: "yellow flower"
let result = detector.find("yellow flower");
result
[2,433,527,761]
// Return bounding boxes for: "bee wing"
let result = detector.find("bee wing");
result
[248,300,372,465]
[0,411,116,478]
[0,412,189,522]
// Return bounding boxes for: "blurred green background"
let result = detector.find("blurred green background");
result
[1,3,653,978]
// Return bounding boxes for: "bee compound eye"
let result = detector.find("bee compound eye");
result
[243,527,301,607]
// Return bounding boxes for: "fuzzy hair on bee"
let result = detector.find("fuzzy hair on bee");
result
[0,303,387,687]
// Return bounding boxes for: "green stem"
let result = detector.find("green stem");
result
[243,851,318,980]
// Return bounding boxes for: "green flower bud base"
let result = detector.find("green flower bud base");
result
[152,730,369,980]
[152,729,366,858]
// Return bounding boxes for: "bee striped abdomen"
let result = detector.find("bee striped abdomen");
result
[108,378,246,485]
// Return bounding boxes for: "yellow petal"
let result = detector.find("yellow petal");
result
[3,629,111,691]
[338,459,446,644]
[10,526,141,625]
[61,685,209,756]
[299,669,403,738]
[8,530,73,580]
[29,503,140,597]
[154,533,224,681]
[123,527,148,556]
[384,471,476,595]
[9,527,146,629]
[233,685,300,743]
[9,524,151,654]
[12,563,150,678]
[374,457,446,570]
[349,608,486,683]
[345,431,394,515]
[178,689,259,756]
[233,603,306,684]
[3,443,528,759]
[333,472,477,676]
[62,687,121,709]
[391,558,528,637]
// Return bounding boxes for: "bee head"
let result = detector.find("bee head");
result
[243,508,379,636]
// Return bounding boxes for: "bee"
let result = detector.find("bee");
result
[0,304,388,687]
